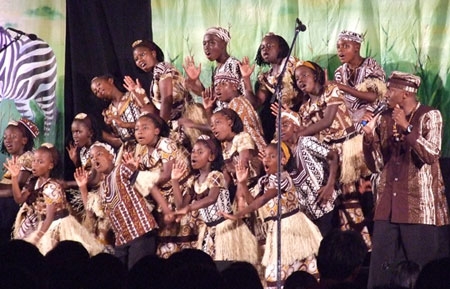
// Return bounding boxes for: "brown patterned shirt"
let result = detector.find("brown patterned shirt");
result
[100,163,158,246]
[363,104,449,226]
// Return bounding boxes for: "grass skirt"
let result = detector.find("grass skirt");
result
[340,134,367,185]
[198,218,258,264]
[262,211,322,267]
[25,215,105,256]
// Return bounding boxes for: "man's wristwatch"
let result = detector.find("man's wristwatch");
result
[404,124,413,135]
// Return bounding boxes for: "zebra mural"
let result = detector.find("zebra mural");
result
[0,26,57,135]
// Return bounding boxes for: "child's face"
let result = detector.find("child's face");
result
[191,142,214,170]
[280,117,298,142]
[2,126,27,156]
[89,146,114,174]
[336,39,360,64]
[91,78,114,100]
[259,36,280,64]
[210,113,233,141]
[214,81,238,102]
[262,145,278,174]
[203,34,226,61]
[295,66,316,94]
[134,117,160,146]
[262,145,286,174]
[71,121,92,148]
[32,150,54,177]
[133,46,158,73]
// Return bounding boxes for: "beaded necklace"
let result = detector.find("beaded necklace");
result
[393,102,420,142]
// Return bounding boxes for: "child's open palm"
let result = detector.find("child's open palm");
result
[122,152,140,168]
[183,56,202,81]
[235,159,249,184]
[171,160,187,181]
[3,157,21,178]
[74,167,89,188]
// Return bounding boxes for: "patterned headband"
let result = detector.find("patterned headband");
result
[338,30,364,44]
[8,118,40,138]
[296,60,316,72]
[214,71,240,85]
[281,111,301,127]
[205,27,231,43]
[90,141,116,160]
[269,141,291,162]
[197,134,219,156]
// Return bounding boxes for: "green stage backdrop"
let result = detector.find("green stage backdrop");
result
[152,0,450,157]
[0,0,449,178]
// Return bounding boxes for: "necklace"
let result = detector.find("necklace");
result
[393,102,420,142]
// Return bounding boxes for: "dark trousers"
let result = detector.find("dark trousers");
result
[368,220,449,289]
[0,197,19,246]
[313,208,339,237]
[114,230,157,270]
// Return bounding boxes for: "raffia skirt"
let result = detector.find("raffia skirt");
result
[262,211,322,267]
[25,214,105,256]
[198,218,258,264]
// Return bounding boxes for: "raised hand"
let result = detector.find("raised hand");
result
[257,150,266,163]
[392,104,408,129]
[183,56,201,81]
[171,160,187,181]
[239,56,255,79]
[202,87,216,111]
[74,167,89,188]
[123,76,140,92]
[3,156,20,178]
[66,142,78,164]
[122,152,140,168]
[235,159,249,184]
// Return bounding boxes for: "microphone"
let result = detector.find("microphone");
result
[295,18,307,32]
[361,101,388,126]
[7,27,38,40]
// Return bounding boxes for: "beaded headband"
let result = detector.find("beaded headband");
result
[90,141,116,160]
[7,118,40,138]
[281,111,301,127]
[338,30,364,44]
[197,135,219,156]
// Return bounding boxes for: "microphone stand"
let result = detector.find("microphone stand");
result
[0,34,22,54]
[273,19,305,289]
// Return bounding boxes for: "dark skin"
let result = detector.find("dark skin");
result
[0,127,31,198]
[329,39,377,103]
[279,117,339,205]
[183,34,230,96]
[1,157,30,200]
[5,150,56,245]
[271,66,339,138]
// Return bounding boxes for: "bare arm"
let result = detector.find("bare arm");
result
[335,82,378,102]
[3,158,31,203]
[299,104,339,137]
[158,77,174,122]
